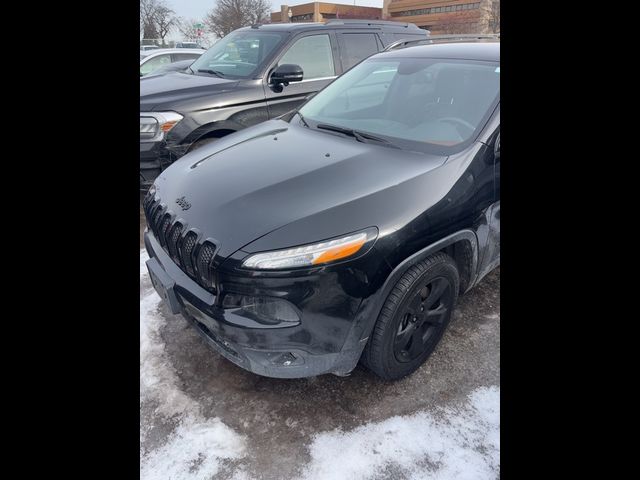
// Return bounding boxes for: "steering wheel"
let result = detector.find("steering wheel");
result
[438,117,476,136]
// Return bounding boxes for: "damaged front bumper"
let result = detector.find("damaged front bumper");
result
[143,230,372,378]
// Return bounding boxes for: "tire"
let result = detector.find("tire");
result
[361,252,460,381]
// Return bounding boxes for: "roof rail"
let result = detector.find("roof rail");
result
[324,19,421,29]
[384,33,499,51]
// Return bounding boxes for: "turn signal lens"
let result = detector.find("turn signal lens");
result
[312,236,366,265]
[241,228,377,270]
[160,120,179,132]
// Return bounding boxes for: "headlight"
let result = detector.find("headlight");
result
[140,111,183,141]
[241,228,378,270]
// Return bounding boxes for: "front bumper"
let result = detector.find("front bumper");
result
[144,230,371,378]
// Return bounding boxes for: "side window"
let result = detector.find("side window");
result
[279,34,335,80]
[172,53,200,62]
[340,33,380,71]
[140,54,171,75]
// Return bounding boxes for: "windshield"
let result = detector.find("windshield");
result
[190,30,285,79]
[299,56,500,154]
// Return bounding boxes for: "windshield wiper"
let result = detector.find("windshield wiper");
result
[316,124,399,149]
[296,112,309,128]
[197,69,224,77]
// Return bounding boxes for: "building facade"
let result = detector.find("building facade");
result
[383,0,499,34]
[271,2,383,23]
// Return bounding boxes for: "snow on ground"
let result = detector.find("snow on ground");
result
[300,387,500,480]
[140,250,500,480]
[140,250,246,480]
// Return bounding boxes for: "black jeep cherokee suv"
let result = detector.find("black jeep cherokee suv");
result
[143,42,500,380]
[140,20,427,189]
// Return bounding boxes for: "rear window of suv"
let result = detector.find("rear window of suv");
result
[340,33,380,71]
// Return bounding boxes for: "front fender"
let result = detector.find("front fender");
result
[335,229,479,375]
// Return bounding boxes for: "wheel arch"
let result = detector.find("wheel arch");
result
[358,230,478,344]
[181,120,243,148]
[383,230,478,298]
[336,229,480,375]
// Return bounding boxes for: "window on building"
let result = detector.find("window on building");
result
[291,13,313,22]
[390,3,481,18]
[279,34,335,80]
[340,33,380,71]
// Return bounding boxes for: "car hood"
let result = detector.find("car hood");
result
[140,71,238,111]
[152,120,449,260]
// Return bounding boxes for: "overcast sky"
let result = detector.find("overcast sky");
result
[164,0,384,40]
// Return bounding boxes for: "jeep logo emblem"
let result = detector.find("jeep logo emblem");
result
[175,196,191,211]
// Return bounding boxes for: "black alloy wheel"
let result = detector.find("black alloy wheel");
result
[361,252,459,380]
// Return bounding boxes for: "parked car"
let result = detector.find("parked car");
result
[140,48,204,77]
[144,59,196,78]
[140,45,160,52]
[143,41,500,380]
[176,41,203,49]
[140,20,428,189]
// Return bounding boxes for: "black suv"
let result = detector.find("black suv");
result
[140,20,427,188]
[143,42,500,380]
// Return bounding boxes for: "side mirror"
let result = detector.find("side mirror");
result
[270,64,304,87]
[494,132,500,159]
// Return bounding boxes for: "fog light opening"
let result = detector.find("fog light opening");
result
[222,294,300,325]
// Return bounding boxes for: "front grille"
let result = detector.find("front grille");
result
[181,231,198,277]
[196,242,216,289]
[150,204,164,238]
[167,222,183,261]
[158,213,173,247]
[143,195,217,293]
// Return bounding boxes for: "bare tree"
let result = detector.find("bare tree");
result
[205,0,270,38]
[178,18,202,41]
[140,0,160,41]
[487,0,500,33]
[155,4,178,46]
[140,0,177,45]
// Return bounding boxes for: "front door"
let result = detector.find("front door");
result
[263,32,339,119]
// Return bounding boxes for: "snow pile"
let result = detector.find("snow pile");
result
[140,250,246,480]
[300,386,500,480]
